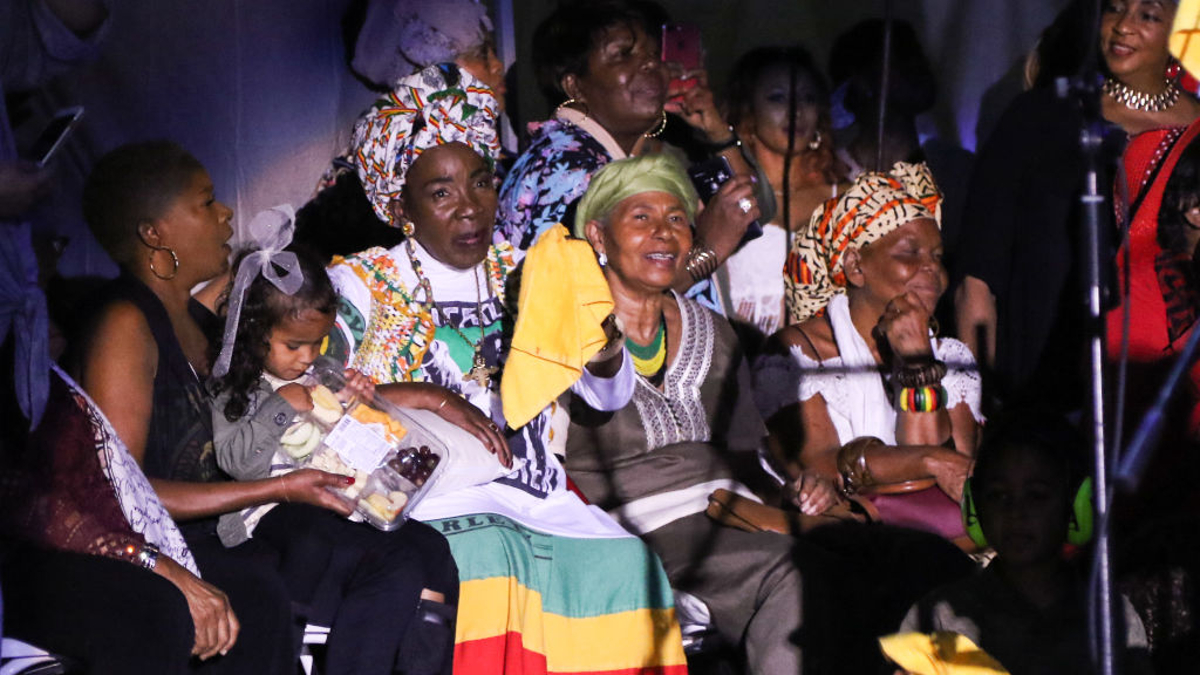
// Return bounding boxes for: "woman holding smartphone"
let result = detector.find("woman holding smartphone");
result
[496,1,761,304]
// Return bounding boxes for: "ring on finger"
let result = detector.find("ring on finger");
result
[737,197,754,214]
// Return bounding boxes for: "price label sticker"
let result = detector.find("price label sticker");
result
[323,415,392,473]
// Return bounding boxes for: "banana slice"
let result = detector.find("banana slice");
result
[286,427,323,460]
[280,420,314,446]
[310,385,344,426]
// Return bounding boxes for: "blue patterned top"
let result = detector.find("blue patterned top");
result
[496,118,612,251]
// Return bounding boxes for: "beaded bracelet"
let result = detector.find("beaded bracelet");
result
[897,385,947,413]
[893,358,947,388]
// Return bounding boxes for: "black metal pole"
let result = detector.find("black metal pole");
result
[875,0,893,172]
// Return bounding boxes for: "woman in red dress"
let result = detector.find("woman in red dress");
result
[1103,0,1200,438]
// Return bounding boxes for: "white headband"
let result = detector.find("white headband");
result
[212,205,303,379]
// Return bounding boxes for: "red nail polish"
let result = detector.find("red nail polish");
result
[344,476,355,485]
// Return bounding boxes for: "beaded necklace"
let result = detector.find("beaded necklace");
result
[626,314,667,385]
[1103,77,1180,113]
[405,238,499,388]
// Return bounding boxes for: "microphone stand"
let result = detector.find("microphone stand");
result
[1065,62,1118,675]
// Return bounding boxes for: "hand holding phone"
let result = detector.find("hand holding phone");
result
[688,155,763,248]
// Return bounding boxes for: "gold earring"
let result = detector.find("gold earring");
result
[556,98,588,121]
[148,245,179,280]
[643,109,668,139]
[402,221,416,237]
[808,129,822,151]
[928,316,940,337]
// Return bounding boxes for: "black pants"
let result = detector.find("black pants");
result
[237,504,458,675]
[2,540,296,674]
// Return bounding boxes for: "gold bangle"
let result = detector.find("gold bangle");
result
[686,245,719,282]
[837,436,882,494]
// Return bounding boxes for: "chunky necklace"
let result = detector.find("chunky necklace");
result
[627,314,667,385]
[405,239,499,388]
[1103,77,1180,113]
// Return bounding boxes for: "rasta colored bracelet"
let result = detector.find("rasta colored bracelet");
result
[897,385,947,413]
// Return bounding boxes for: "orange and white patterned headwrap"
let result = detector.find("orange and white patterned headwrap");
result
[351,62,500,226]
[784,161,942,324]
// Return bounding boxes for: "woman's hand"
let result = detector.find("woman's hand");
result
[373,382,512,468]
[585,314,625,377]
[338,368,375,403]
[785,471,839,515]
[876,291,936,361]
[276,468,356,516]
[694,174,760,258]
[433,391,513,468]
[663,70,730,143]
[277,383,313,412]
[155,555,240,660]
[923,448,971,503]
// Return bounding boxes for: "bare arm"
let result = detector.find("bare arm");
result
[664,70,760,293]
[954,275,997,369]
[769,393,974,502]
[79,302,352,519]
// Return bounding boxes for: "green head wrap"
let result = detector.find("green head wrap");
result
[573,154,700,238]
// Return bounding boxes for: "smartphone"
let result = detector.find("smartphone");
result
[23,107,84,167]
[661,23,702,102]
[687,155,763,247]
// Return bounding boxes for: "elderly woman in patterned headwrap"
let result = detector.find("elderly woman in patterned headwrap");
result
[322,63,689,675]
[758,162,984,545]
[293,0,506,262]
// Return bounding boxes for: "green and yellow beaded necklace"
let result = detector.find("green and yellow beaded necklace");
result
[626,314,667,385]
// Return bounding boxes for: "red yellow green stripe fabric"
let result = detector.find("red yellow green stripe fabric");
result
[429,513,689,675]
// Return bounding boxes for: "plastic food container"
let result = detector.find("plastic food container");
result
[300,358,445,531]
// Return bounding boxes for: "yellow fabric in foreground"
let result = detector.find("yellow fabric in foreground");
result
[502,224,613,428]
[879,632,1009,675]
[458,576,688,672]
[1172,0,1200,77]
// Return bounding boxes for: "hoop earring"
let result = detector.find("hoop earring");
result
[928,316,940,337]
[644,109,668,139]
[808,129,822,151]
[402,221,416,237]
[556,98,588,121]
[148,245,179,280]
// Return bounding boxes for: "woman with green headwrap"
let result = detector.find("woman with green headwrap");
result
[562,155,975,675]
[561,154,835,674]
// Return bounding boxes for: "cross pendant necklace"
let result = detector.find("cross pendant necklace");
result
[460,263,497,388]
[465,351,499,388]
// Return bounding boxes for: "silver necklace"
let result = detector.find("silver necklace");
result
[1103,77,1180,113]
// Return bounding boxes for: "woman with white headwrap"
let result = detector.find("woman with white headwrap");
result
[293,0,505,263]
[759,162,984,546]
[324,62,689,675]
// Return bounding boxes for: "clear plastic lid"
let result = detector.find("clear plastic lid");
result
[298,357,447,530]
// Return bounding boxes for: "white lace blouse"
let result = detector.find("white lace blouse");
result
[753,295,984,445]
